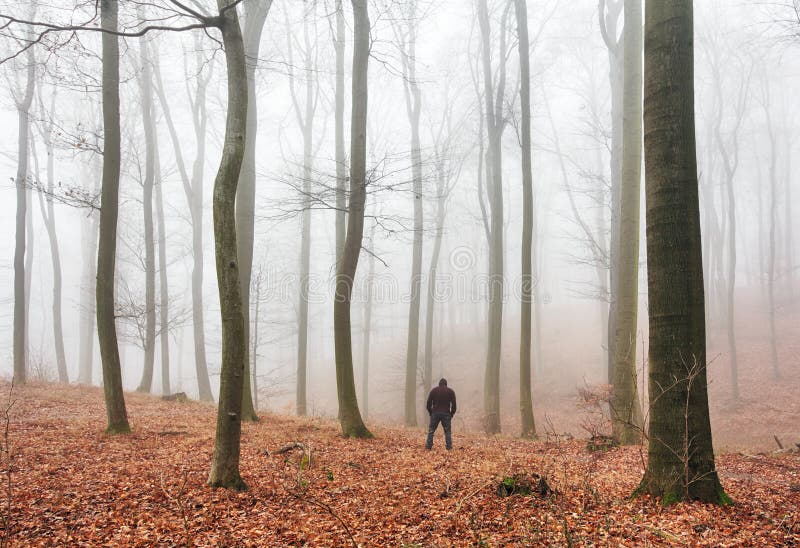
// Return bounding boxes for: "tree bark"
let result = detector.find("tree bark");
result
[611,0,643,445]
[637,0,727,504]
[97,0,130,434]
[333,0,372,439]
[208,0,249,491]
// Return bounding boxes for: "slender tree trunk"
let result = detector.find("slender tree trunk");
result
[600,0,623,384]
[423,167,446,398]
[764,101,780,380]
[333,0,372,439]
[334,0,347,264]
[208,0,249,490]
[611,0,643,445]
[514,0,537,439]
[477,0,510,435]
[152,49,214,401]
[398,1,424,427]
[252,274,261,411]
[155,147,171,395]
[78,162,100,385]
[12,41,35,385]
[35,95,68,383]
[784,142,793,294]
[362,225,375,420]
[637,0,726,503]
[236,0,272,422]
[97,0,130,434]
[286,3,317,417]
[137,34,157,394]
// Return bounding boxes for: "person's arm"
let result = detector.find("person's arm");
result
[450,389,456,416]
[426,391,433,414]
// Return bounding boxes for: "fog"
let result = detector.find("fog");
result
[1,0,798,450]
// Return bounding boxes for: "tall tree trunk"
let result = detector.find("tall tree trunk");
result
[97,0,130,434]
[398,1,424,427]
[78,163,100,385]
[515,0,536,439]
[137,33,157,394]
[286,2,317,417]
[152,47,214,402]
[252,273,261,411]
[764,97,780,380]
[334,0,347,264]
[35,91,68,383]
[600,0,623,384]
[155,147,170,396]
[477,0,510,435]
[236,0,272,422]
[611,0,643,445]
[784,145,793,294]
[12,39,35,385]
[637,0,726,504]
[362,225,375,420]
[423,165,446,398]
[333,0,372,439]
[208,0,249,491]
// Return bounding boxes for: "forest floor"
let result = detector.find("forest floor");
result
[2,382,799,546]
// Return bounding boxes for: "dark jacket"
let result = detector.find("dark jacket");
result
[426,384,456,416]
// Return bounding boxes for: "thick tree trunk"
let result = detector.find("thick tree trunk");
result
[208,0,249,491]
[611,0,643,445]
[515,0,536,439]
[638,0,726,504]
[152,50,214,402]
[137,36,157,395]
[333,0,372,439]
[97,0,130,434]
[236,0,272,422]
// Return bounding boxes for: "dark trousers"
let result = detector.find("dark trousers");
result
[426,412,452,449]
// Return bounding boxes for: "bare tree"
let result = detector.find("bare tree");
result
[477,0,512,434]
[33,85,68,383]
[153,39,215,402]
[97,0,130,434]
[236,0,273,422]
[333,0,371,439]
[611,0,643,445]
[637,0,726,503]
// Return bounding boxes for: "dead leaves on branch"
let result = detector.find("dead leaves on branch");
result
[3,382,800,546]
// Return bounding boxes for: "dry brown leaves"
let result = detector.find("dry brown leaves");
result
[2,382,798,547]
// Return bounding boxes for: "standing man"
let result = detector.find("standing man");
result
[425,378,456,450]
